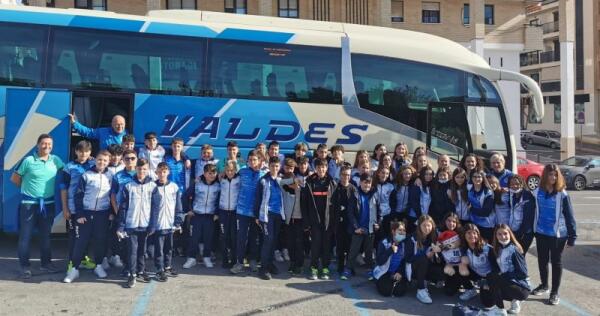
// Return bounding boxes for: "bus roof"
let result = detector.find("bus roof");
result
[0,5,490,73]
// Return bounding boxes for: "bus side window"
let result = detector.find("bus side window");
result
[0,24,47,86]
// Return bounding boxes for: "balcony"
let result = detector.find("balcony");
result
[520,50,560,67]
[540,50,560,63]
[542,21,559,34]
[542,0,558,5]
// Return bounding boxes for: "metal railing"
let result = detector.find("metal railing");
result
[542,21,559,34]
[520,51,540,67]
[540,50,560,63]
[541,0,559,5]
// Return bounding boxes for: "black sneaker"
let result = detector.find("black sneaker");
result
[258,268,272,280]
[156,271,168,282]
[531,284,550,296]
[40,263,60,273]
[165,267,178,277]
[137,272,151,282]
[127,275,136,288]
[21,269,32,279]
[269,264,279,275]
[549,293,560,305]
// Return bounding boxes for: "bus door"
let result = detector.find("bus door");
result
[71,91,133,155]
[1,88,71,233]
[426,102,472,163]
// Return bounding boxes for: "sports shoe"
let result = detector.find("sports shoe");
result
[21,269,32,279]
[434,280,445,288]
[258,268,272,280]
[138,272,151,282]
[282,249,290,261]
[249,260,258,272]
[230,263,245,274]
[548,293,560,305]
[320,268,330,280]
[309,267,319,280]
[182,258,197,269]
[367,270,374,281]
[156,271,168,282]
[63,268,80,283]
[482,305,508,316]
[340,269,351,280]
[460,288,479,301]
[165,267,178,277]
[531,284,549,296]
[101,257,110,270]
[416,289,433,304]
[203,257,214,268]
[94,265,108,278]
[127,275,136,288]
[40,263,60,273]
[79,256,96,270]
[508,300,521,314]
[109,255,124,268]
[274,250,284,262]
[66,261,74,273]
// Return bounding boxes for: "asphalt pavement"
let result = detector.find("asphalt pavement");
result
[0,191,598,316]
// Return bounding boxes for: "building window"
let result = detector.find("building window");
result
[554,103,561,124]
[422,2,440,23]
[279,0,299,18]
[463,3,469,24]
[391,0,404,22]
[75,0,106,10]
[225,0,247,14]
[485,4,494,25]
[167,0,196,9]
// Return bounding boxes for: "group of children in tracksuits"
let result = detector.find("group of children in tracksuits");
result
[59,134,578,314]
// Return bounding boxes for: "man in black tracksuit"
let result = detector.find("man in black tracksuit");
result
[301,158,336,280]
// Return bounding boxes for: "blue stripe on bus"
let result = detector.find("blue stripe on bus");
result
[143,22,218,38]
[69,15,145,32]
[0,9,73,26]
[216,28,294,43]
[35,90,70,120]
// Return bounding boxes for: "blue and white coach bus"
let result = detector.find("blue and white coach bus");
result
[0,5,543,232]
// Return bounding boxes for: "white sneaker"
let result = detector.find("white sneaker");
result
[94,265,107,278]
[508,300,521,314]
[101,257,110,270]
[203,257,214,268]
[416,288,433,304]
[481,306,508,316]
[282,249,290,261]
[63,268,80,283]
[460,288,479,301]
[109,255,124,268]
[183,258,197,269]
[274,250,284,262]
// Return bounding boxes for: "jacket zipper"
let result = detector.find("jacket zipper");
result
[94,173,103,211]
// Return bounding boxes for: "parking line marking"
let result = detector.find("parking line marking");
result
[131,280,157,316]
[338,280,370,316]
[561,297,593,316]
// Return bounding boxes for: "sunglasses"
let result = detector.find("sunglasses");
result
[124,156,137,161]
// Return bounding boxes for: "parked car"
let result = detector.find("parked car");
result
[523,130,561,149]
[559,156,600,191]
[517,157,545,190]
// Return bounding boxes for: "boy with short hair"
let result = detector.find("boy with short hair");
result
[301,158,336,280]
[60,140,95,272]
[194,144,219,179]
[183,164,220,269]
[342,173,379,280]
[116,158,157,288]
[121,134,136,152]
[230,150,265,274]
[216,141,246,174]
[282,158,305,274]
[328,145,345,182]
[267,141,285,167]
[255,157,296,280]
[107,144,125,175]
[138,132,165,180]
[63,150,113,283]
[331,164,356,274]
[311,144,330,171]
[150,162,184,281]
[164,137,191,257]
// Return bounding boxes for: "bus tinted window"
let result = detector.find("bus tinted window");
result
[0,23,47,87]
[208,40,342,104]
[49,28,205,94]
[351,54,465,132]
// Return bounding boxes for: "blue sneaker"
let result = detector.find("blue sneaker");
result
[340,269,352,280]
[366,270,374,281]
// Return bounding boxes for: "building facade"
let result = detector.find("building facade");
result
[520,0,598,137]
[18,0,530,137]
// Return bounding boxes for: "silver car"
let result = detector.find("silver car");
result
[524,130,561,149]
[559,156,600,191]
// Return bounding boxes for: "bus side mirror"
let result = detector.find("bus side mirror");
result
[588,164,596,169]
